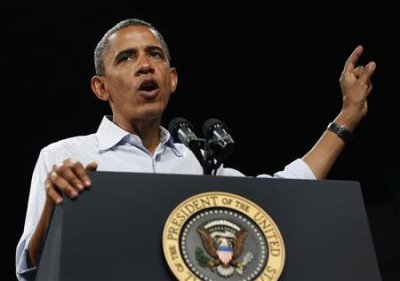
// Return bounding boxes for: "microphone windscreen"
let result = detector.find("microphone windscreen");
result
[202,118,229,139]
[168,117,195,142]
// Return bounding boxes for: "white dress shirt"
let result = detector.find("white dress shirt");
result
[16,115,315,280]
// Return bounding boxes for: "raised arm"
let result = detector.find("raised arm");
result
[302,45,376,180]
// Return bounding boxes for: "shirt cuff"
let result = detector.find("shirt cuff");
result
[16,239,37,281]
[273,158,316,179]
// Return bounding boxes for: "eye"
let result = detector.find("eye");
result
[117,53,135,63]
[115,49,137,64]
[149,50,163,58]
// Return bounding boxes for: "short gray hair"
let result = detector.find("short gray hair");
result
[94,18,171,76]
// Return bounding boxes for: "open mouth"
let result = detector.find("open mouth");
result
[138,79,159,91]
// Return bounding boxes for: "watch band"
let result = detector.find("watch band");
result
[327,122,353,143]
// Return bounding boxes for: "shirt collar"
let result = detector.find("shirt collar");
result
[96,115,182,156]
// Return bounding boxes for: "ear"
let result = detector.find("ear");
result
[169,67,178,93]
[90,75,109,101]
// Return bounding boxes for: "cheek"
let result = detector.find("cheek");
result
[162,92,172,108]
[105,84,131,104]
[104,76,132,100]
[109,75,130,91]
[105,68,133,86]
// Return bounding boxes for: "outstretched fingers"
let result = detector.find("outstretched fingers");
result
[343,45,364,74]
[341,45,376,91]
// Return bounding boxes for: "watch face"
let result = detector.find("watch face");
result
[327,122,352,142]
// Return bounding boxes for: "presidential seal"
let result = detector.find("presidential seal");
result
[162,192,285,281]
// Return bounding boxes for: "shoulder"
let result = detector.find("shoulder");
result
[40,133,98,159]
[44,134,96,150]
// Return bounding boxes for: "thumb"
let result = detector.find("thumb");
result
[85,161,98,171]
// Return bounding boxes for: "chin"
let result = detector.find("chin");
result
[139,109,163,121]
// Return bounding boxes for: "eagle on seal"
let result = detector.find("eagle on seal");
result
[197,226,248,268]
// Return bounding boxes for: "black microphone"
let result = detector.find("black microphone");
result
[168,117,199,147]
[202,118,236,163]
[168,117,205,164]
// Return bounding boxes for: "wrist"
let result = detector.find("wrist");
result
[335,110,363,131]
[327,122,353,143]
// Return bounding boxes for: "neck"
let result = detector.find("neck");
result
[141,129,160,155]
[113,116,161,155]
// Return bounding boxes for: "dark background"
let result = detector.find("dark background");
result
[3,1,399,280]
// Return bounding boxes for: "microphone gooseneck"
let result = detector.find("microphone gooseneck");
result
[168,117,205,168]
[202,118,236,167]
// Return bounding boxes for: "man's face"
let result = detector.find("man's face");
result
[100,25,177,129]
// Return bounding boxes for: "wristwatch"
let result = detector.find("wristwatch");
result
[327,122,353,143]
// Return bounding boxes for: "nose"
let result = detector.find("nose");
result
[135,55,155,75]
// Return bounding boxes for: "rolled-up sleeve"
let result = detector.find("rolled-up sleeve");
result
[16,148,55,281]
[257,158,316,179]
[16,236,37,281]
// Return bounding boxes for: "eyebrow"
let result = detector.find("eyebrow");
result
[114,45,165,63]
[114,48,135,63]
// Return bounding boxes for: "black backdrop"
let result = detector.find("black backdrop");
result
[3,2,399,280]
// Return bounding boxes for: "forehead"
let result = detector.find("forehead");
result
[107,25,162,50]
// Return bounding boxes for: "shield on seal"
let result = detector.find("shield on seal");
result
[217,244,233,265]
